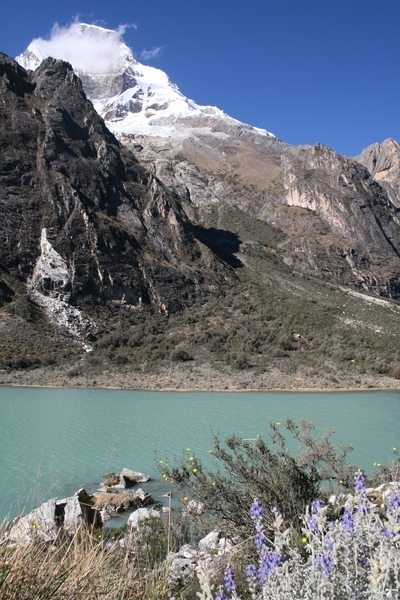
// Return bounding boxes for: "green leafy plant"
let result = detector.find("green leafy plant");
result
[159,420,357,539]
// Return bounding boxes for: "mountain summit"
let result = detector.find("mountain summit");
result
[17,23,275,140]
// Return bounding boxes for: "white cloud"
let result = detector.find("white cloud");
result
[29,20,137,74]
[140,46,164,60]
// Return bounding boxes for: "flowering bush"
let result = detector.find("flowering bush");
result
[207,471,400,599]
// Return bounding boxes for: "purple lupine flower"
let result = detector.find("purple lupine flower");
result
[255,531,267,551]
[223,566,236,594]
[384,528,395,540]
[315,553,335,578]
[258,565,268,585]
[325,536,333,551]
[389,492,400,513]
[354,470,366,494]
[311,499,323,514]
[358,553,367,566]
[308,516,319,532]
[357,501,369,514]
[215,590,228,600]
[245,563,258,579]
[342,508,354,531]
[250,498,263,521]
[266,552,283,569]
[258,550,283,583]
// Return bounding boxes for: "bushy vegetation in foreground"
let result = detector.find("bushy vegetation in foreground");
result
[0,421,399,599]
[207,478,400,599]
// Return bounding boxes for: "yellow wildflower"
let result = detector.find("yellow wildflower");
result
[302,537,307,543]
[193,468,198,473]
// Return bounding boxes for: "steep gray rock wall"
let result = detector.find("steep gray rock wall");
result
[0,54,232,328]
[355,139,400,207]
[121,131,400,299]
[279,143,400,297]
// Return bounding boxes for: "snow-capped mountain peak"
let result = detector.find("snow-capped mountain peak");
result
[16,23,275,140]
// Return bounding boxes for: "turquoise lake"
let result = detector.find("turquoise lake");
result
[0,387,399,523]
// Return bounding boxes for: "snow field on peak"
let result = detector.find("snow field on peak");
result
[16,23,275,139]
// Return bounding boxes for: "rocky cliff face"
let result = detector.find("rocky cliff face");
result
[0,53,233,340]
[279,143,400,296]
[2,48,400,387]
[120,131,400,299]
[355,138,400,207]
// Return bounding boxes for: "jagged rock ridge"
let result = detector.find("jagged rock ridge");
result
[355,138,400,207]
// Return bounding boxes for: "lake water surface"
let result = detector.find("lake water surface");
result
[0,387,399,523]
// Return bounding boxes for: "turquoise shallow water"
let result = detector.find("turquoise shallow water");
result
[0,387,399,522]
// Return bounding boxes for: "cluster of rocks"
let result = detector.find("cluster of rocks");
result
[4,468,160,546]
[3,466,237,587]
[167,529,236,586]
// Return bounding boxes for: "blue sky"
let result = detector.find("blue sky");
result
[2,0,399,155]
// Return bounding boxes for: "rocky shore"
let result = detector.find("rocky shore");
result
[0,361,398,392]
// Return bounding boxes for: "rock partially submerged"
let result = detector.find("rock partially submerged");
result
[102,468,151,489]
[95,488,154,521]
[6,468,155,546]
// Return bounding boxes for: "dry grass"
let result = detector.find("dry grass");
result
[0,524,175,600]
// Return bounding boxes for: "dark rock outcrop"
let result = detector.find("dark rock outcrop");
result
[0,53,232,328]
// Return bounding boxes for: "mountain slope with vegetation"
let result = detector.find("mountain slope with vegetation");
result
[1,52,400,390]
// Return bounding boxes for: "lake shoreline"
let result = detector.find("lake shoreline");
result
[1,381,399,394]
[1,359,399,393]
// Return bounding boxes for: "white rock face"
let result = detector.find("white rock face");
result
[16,23,275,140]
[28,228,95,347]
[7,498,58,546]
[30,228,70,299]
